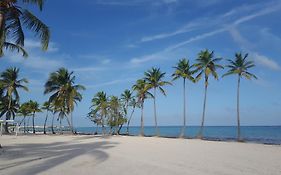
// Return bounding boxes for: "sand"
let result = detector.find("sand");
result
[0,135,280,175]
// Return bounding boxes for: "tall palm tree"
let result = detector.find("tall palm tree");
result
[172,58,195,138]
[17,102,32,133]
[0,0,50,57]
[66,82,85,133]
[0,67,28,133]
[91,91,108,135]
[132,79,153,136]
[121,89,134,134]
[194,50,223,138]
[144,67,171,136]
[223,53,257,141]
[44,68,84,134]
[42,101,52,134]
[28,100,41,134]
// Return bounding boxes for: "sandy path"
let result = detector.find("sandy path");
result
[0,135,280,175]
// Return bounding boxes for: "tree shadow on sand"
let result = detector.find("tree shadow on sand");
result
[0,139,118,174]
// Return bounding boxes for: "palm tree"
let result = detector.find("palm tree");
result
[144,67,171,136]
[223,53,257,141]
[0,97,19,133]
[108,96,121,135]
[28,100,41,134]
[44,68,84,134]
[172,58,195,138]
[91,91,108,135]
[0,67,28,133]
[194,50,223,138]
[42,101,52,134]
[132,79,153,136]
[0,0,50,57]
[126,98,139,135]
[17,102,32,133]
[121,89,134,134]
[65,82,85,133]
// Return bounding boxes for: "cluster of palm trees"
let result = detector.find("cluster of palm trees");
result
[0,67,85,134]
[90,50,256,141]
[88,90,137,135]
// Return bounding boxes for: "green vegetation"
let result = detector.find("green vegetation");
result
[144,67,171,136]
[172,58,195,138]
[0,51,257,141]
[223,53,257,141]
[194,50,224,138]
[0,0,50,57]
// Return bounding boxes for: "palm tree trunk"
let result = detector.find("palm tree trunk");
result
[51,114,55,134]
[70,112,74,133]
[65,115,73,134]
[4,96,12,133]
[59,118,62,134]
[24,116,26,134]
[140,102,144,136]
[180,78,186,138]
[153,88,159,136]
[197,77,208,138]
[102,115,105,136]
[126,107,135,135]
[32,113,35,134]
[237,75,241,141]
[0,12,5,55]
[43,110,49,134]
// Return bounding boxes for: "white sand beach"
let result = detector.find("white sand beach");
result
[0,135,280,175]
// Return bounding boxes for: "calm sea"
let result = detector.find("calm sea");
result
[76,126,281,145]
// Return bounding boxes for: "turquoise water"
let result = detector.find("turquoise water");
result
[76,126,281,145]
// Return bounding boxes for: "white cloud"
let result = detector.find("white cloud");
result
[87,77,136,88]
[139,1,281,43]
[253,53,281,71]
[24,39,59,53]
[72,66,106,72]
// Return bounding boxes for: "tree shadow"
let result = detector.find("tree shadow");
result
[0,138,118,174]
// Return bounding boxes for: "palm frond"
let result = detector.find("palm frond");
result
[22,9,50,51]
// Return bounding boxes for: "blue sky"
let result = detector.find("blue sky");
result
[1,0,281,127]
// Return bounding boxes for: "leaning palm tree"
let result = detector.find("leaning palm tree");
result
[132,79,153,136]
[17,102,32,133]
[42,101,52,134]
[91,91,108,135]
[0,67,28,133]
[223,53,257,141]
[44,68,84,134]
[0,97,19,133]
[144,67,171,136]
[126,98,139,135]
[194,50,223,138]
[172,58,195,138]
[28,100,41,134]
[0,0,50,57]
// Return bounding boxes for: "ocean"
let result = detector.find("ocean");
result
[76,126,281,145]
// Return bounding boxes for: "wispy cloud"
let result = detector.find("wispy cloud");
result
[87,77,136,88]
[253,53,281,71]
[131,1,281,65]
[94,0,178,6]
[228,27,281,71]
[139,1,281,43]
